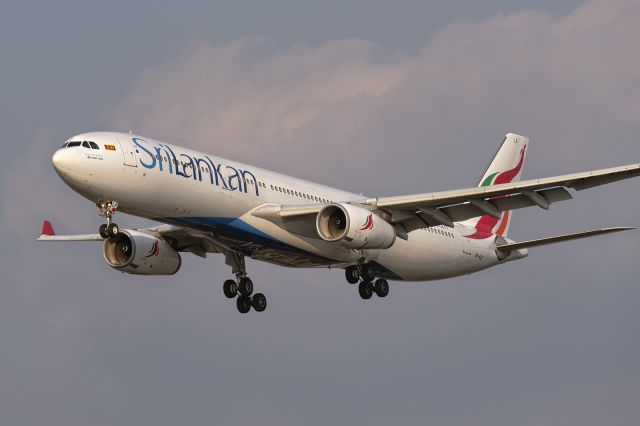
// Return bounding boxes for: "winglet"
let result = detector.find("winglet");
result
[41,220,55,236]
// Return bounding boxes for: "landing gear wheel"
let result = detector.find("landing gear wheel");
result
[237,295,252,314]
[106,223,119,237]
[238,277,254,296]
[374,279,389,298]
[345,266,360,284]
[358,281,374,300]
[223,280,238,298]
[99,224,109,239]
[252,293,267,312]
[360,263,376,283]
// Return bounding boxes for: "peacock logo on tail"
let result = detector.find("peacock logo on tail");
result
[465,146,527,240]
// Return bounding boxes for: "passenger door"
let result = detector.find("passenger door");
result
[115,137,138,167]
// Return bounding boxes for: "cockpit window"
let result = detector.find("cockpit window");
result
[67,141,81,147]
[89,141,99,150]
[60,142,68,148]
[82,141,91,148]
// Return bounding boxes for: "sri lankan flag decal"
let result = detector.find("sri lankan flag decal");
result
[104,144,116,151]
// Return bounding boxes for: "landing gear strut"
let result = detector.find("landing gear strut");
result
[345,263,390,300]
[223,252,267,314]
[97,201,119,239]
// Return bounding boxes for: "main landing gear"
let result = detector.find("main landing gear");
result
[345,264,390,300]
[97,201,120,239]
[223,252,267,314]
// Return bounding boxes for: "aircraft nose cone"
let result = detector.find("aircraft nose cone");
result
[52,149,72,174]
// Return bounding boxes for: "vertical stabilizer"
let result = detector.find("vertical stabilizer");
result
[463,133,529,239]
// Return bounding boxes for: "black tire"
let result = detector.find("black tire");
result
[223,280,237,298]
[358,281,373,300]
[345,266,360,284]
[238,277,253,296]
[374,279,389,298]
[107,222,119,237]
[252,293,267,312]
[99,224,109,239]
[360,263,376,283]
[237,295,252,314]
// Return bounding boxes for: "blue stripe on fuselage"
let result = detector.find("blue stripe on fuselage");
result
[158,216,336,264]
[156,216,404,280]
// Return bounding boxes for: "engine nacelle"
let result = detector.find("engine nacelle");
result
[103,230,181,275]
[316,203,396,249]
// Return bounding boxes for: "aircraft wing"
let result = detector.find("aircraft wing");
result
[362,162,640,232]
[252,163,640,235]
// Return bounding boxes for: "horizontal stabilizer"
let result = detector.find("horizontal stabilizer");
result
[36,220,102,241]
[497,227,634,252]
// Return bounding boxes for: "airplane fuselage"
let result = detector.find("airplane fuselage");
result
[52,132,524,281]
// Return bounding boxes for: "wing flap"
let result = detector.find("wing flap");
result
[393,187,573,233]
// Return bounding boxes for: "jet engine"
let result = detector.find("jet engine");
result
[103,230,181,275]
[316,203,396,249]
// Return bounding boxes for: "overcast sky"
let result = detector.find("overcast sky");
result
[1,1,639,425]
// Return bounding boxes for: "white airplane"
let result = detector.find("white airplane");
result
[39,132,639,313]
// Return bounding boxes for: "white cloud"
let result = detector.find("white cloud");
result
[107,37,409,168]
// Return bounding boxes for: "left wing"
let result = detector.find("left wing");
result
[363,162,640,232]
[252,162,640,235]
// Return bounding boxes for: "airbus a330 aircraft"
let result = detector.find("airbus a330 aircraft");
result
[40,132,639,313]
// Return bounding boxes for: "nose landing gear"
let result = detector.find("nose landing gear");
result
[97,201,120,239]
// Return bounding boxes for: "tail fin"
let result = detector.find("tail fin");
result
[462,133,529,238]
